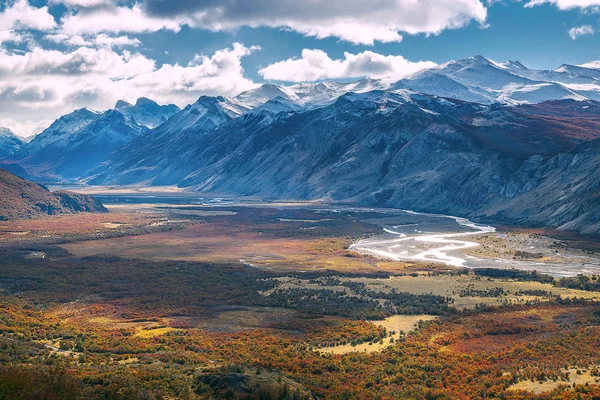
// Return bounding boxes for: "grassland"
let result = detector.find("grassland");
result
[318,315,438,355]
[508,367,600,394]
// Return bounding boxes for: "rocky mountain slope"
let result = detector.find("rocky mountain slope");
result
[84,96,253,185]
[88,92,600,233]
[8,109,147,180]
[0,169,105,220]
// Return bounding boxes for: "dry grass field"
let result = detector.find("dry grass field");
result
[59,206,428,273]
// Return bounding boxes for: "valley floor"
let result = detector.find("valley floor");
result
[2,192,600,399]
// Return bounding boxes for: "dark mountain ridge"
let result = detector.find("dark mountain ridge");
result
[0,168,106,220]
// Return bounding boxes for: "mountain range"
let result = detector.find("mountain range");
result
[3,56,600,233]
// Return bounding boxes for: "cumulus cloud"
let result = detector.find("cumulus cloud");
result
[0,29,23,45]
[58,0,488,45]
[0,46,154,78]
[524,0,600,9]
[50,0,115,6]
[568,25,594,39]
[123,43,260,102]
[60,3,184,35]
[45,33,141,48]
[259,49,437,82]
[0,43,258,137]
[0,0,56,31]
[0,0,56,48]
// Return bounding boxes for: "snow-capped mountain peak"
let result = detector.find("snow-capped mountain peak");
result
[114,97,180,129]
[234,83,300,109]
[27,107,101,150]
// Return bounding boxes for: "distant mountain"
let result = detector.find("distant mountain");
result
[138,95,249,139]
[556,64,600,80]
[114,97,180,128]
[396,56,588,105]
[0,128,23,158]
[235,57,600,108]
[233,79,386,111]
[10,109,146,180]
[0,168,105,220]
[0,162,34,181]
[290,79,385,107]
[480,138,600,234]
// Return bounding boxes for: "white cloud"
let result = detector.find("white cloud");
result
[525,0,600,9]
[60,3,184,35]
[0,29,23,45]
[0,117,53,139]
[259,49,437,82]
[0,46,155,78]
[50,0,115,6]
[123,43,260,103]
[45,33,89,46]
[0,0,56,31]
[59,0,488,45]
[94,34,141,47]
[45,33,141,48]
[0,1,55,49]
[568,25,594,39]
[0,43,258,137]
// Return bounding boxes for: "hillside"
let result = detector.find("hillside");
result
[0,169,106,220]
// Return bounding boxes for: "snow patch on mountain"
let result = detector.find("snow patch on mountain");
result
[235,84,300,109]
[0,127,23,158]
[26,108,101,151]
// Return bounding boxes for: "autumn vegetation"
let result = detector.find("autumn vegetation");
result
[1,205,600,399]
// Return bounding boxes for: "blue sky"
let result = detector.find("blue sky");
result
[1,0,600,136]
